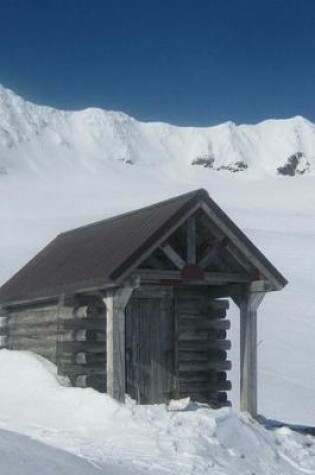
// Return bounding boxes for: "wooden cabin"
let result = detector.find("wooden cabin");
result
[0,189,287,415]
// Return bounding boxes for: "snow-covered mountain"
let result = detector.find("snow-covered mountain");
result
[0,84,315,178]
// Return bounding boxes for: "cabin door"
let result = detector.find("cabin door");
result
[125,289,174,404]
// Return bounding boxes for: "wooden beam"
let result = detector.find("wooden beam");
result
[198,238,228,270]
[200,202,281,290]
[57,341,106,354]
[115,202,202,284]
[187,216,196,264]
[160,244,185,270]
[104,286,133,402]
[132,270,249,284]
[200,214,252,273]
[233,287,265,417]
[179,360,232,372]
[249,280,273,293]
[225,244,253,273]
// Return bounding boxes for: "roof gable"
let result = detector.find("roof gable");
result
[0,189,287,305]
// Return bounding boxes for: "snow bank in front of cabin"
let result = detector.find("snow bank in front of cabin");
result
[0,350,314,475]
[0,428,106,475]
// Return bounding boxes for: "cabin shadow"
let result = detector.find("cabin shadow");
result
[259,416,315,437]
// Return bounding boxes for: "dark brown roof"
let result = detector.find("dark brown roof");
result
[0,189,287,305]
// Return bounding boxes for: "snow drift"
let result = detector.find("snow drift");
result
[0,428,103,475]
[0,350,314,475]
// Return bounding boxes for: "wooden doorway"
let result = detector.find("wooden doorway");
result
[125,288,174,404]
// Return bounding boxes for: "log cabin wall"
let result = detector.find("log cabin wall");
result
[56,297,107,392]
[0,303,65,363]
[175,287,232,407]
[0,285,232,407]
[125,284,232,407]
[0,297,107,392]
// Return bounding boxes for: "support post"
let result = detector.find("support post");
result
[104,286,134,402]
[232,285,265,417]
[187,216,196,264]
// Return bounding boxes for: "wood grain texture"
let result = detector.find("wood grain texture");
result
[105,286,133,402]
[233,288,265,417]
[175,287,231,406]
[126,287,174,404]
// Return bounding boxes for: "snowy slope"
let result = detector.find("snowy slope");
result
[0,350,315,475]
[0,84,315,178]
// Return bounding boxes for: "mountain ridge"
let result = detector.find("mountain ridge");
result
[0,84,314,178]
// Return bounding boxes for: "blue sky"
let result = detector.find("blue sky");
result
[1,0,315,125]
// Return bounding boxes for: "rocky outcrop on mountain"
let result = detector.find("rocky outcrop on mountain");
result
[277,152,310,176]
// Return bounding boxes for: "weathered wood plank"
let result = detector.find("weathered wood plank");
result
[179,371,228,383]
[126,286,175,404]
[179,380,232,392]
[178,329,227,341]
[178,338,231,351]
[6,320,59,332]
[0,327,8,336]
[186,216,196,264]
[116,202,201,283]
[179,319,230,330]
[133,270,248,284]
[57,341,106,354]
[74,329,106,342]
[233,289,265,416]
[58,364,106,376]
[177,307,227,319]
[5,328,60,339]
[179,350,227,362]
[198,238,228,270]
[7,306,70,326]
[207,299,230,310]
[178,389,229,404]
[60,317,106,331]
[179,360,231,372]
[175,289,231,406]
[105,286,133,402]
[75,352,106,365]
[7,334,58,345]
[200,202,283,289]
[160,244,186,270]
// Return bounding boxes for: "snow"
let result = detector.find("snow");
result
[1,84,315,178]
[0,429,104,475]
[1,84,315,473]
[0,350,315,475]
